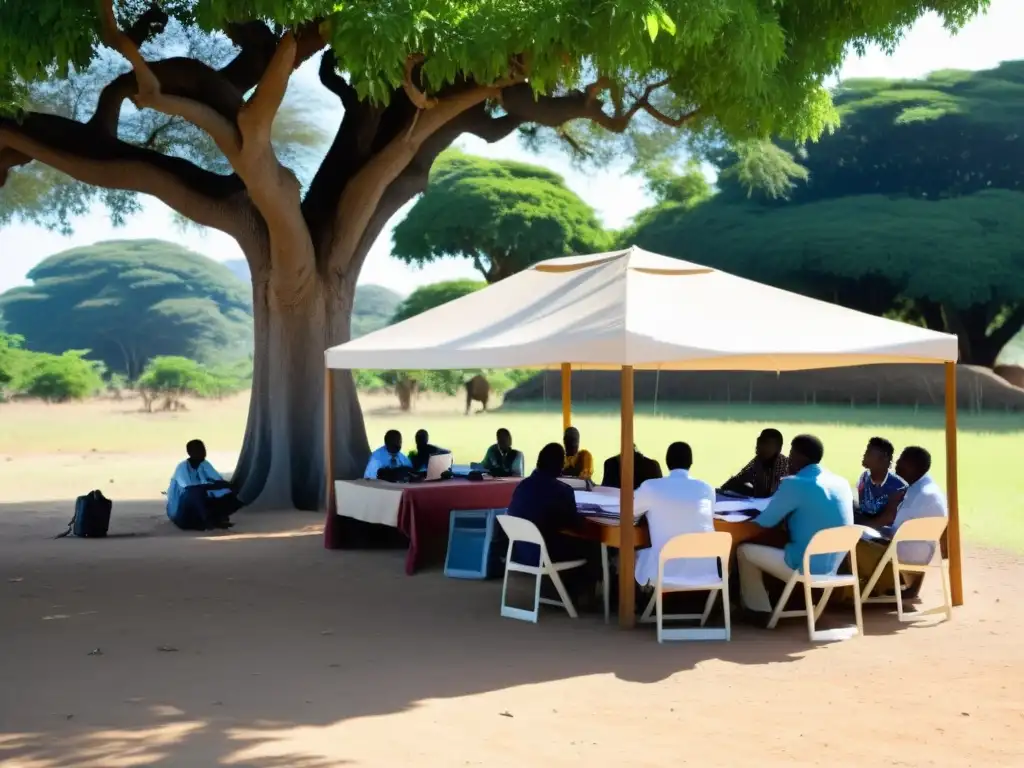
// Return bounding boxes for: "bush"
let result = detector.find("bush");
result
[19,350,105,402]
[135,355,249,410]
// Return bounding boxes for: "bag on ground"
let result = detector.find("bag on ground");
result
[57,491,113,538]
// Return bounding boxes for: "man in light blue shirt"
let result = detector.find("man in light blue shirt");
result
[737,434,854,614]
[166,439,241,530]
[364,429,413,480]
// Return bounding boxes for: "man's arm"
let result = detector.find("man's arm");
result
[172,462,192,488]
[754,477,799,529]
[511,452,525,477]
[555,484,581,529]
[721,459,756,494]
[363,455,381,480]
[872,488,907,528]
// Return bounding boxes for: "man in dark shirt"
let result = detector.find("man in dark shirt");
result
[408,429,448,472]
[505,442,600,603]
[601,445,663,490]
[721,428,790,498]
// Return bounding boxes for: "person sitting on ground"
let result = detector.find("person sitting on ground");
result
[408,429,448,473]
[561,426,594,481]
[736,434,853,617]
[853,446,947,600]
[364,429,413,480]
[478,428,525,477]
[505,442,601,605]
[166,439,242,531]
[634,442,718,595]
[720,428,790,498]
[855,436,907,524]
[602,444,662,490]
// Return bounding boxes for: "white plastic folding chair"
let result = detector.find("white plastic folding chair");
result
[860,517,952,623]
[767,525,864,642]
[639,531,733,642]
[495,514,587,623]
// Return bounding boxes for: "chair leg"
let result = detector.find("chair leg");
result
[500,562,512,616]
[548,569,578,619]
[814,587,834,622]
[699,590,718,627]
[861,551,892,601]
[601,544,610,625]
[940,561,953,621]
[722,578,732,641]
[893,558,905,622]
[640,591,656,624]
[768,576,798,629]
[530,570,542,623]
[850,557,863,637]
[803,580,817,640]
[656,585,664,643]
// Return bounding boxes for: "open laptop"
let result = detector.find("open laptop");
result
[425,452,454,481]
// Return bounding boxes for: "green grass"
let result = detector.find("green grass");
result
[1,395,1022,552]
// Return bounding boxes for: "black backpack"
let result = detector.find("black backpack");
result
[56,491,113,539]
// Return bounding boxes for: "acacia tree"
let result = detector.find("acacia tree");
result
[391,151,609,282]
[0,0,985,509]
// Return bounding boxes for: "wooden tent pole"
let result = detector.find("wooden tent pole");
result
[561,363,572,431]
[618,366,636,628]
[945,362,963,606]
[324,367,336,519]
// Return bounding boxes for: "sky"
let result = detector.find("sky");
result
[2,1,1023,297]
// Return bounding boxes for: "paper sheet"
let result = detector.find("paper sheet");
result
[575,490,621,508]
[714,513,754,523]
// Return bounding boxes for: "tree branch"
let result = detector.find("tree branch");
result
[319,50,358,109]
[403,54,439,110]
[238,32,297,144]
[0,113,247,235]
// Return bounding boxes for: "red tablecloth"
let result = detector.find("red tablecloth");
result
[328,479,520,574]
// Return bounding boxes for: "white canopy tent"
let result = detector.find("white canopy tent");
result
[325,247,962,626]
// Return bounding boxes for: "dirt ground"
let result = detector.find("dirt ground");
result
[1,499,1022,767]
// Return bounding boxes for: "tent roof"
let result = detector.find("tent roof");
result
[325,246,959,372]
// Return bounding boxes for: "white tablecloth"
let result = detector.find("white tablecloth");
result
[335,480,404,526]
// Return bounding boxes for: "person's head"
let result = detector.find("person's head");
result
[496,428,512,452]
[665,442,693,472]
[384,430,402,454]
[862,436,896,473]
[563,426,580,456]
[756,428,784,462]
[536,442,566,476]
[415,429,428,449]
[186,439,206,465]
[788,434,824,474]
[895,446,932,485]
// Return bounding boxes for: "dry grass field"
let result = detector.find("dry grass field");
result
[1,392,1022,766]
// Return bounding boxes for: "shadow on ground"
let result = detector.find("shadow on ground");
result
[0,501,932,767]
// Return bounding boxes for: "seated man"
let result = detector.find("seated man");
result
[602,444,662,490]
[364,429,413,480]
[855,446,947,599]
[505,442,600,604]
[166,439,242,531]
[478,428,525,477]
[634,442,718,593]
[561,426,594,481]
[736,434,853,616]
[720,428,790,498]
[408,429,448,473]
[855,436,907,524]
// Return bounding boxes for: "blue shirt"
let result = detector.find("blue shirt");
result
[166,460,229,522]
[756,464,854,574]
[857,470,907,516]
[364,445,412,479]
[506,470,578,566]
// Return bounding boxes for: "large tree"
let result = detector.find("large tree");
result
[0,0,986,509]
[624,190,1024,366]
[391,150,608,282]
[0,239,252,377]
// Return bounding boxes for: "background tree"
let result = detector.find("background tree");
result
[0,240,252,378]
[624,190,1024,367]
[136,354,248,411]
[391,151,609,282]
[0,0,984,509]
[17,350,105,403]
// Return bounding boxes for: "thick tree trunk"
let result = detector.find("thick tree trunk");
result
[231,242,370,512]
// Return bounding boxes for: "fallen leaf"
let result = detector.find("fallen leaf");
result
[157,645,178,652]
[499,711,513,718]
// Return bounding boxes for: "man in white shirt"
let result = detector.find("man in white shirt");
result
[166,439,240,530]
[364,429,413,480]
[633,442,719,591]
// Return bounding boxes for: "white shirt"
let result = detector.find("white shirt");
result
[166,459,229,520]
[364,445,412,479]
[633,469,719,587]
[891,474,948,565]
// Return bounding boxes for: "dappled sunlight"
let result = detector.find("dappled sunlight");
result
[197,525,322,542]
[0,721,205,768]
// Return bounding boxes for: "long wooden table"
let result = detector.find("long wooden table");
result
[566,516,786,623]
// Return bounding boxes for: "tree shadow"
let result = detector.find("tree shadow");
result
[0,500,923,767]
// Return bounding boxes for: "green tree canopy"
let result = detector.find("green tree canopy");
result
[391,279,485,324]
[0,240,253,378]
[624,190,1024,366]
[0,0,988,509]
[392,151,609,281]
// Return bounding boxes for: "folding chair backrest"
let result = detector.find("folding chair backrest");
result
[659,531,732,564]
[890,516,948,544]
[496,514,545,547]
[804,525,862,558]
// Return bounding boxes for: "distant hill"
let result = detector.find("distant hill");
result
[0,240,252,378]
[222,259,402,338]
